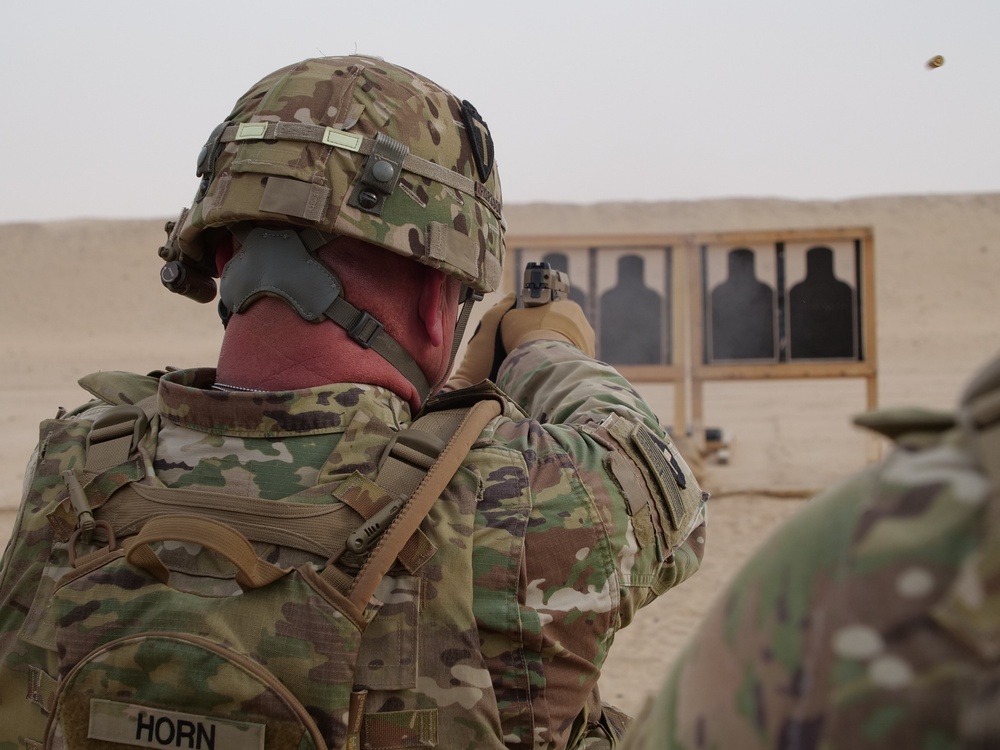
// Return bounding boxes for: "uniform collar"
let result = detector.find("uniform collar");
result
[157,368,411,437]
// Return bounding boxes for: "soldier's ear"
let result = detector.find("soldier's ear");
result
[418,270,448,348]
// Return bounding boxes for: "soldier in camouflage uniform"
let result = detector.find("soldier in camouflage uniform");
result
[621,353,1000,749]
[0,56,706,749]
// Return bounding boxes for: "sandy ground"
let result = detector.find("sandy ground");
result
[2,193,999,717]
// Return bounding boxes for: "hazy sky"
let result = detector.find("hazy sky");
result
[2,1,997,222]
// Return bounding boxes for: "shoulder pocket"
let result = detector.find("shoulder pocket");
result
[598,415,705,556]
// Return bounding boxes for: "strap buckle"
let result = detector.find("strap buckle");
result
[347,429,447,554]
[348,311,384,349]
[87,405,149,460]
[348,132,409,216]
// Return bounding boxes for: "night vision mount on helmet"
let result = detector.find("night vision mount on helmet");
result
[156,55,506,403]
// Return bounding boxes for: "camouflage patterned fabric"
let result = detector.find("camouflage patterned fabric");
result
[0,339,707,749]
[162,55,505,295]
[621,355,1000,750]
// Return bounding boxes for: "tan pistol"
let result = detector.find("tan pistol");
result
[521,261,570,307]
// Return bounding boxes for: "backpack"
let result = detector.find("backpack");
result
[0,371,503,750]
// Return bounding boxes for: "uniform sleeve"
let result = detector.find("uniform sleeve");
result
[497,339,707,622]
[498,339,664,434]
[486,340,706,744]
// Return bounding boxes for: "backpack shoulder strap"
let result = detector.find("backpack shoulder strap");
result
[50,370,160,481]
[341,383,514,558]
[83,400,156,474]
[335,394,504,609]
[46,374,159,542]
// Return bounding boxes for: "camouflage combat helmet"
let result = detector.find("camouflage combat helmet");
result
[156,55,506,402]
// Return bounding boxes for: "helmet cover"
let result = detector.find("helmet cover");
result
[163,55,505,294]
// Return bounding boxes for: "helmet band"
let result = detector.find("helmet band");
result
[215,120,503,223]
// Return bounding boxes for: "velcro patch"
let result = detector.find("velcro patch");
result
[606,451,656,549]
[259,177,331,222]
[88,699,265,750]
[630,425,688,530]
[460,100,495,183]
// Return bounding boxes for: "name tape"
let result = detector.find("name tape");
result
[88,699,266,750]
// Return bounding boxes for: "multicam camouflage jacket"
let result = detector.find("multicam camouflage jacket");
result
[621,354,1000,750]
[0,339,706,750]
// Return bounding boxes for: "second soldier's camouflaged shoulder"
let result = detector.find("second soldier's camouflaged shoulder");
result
[621,391,997,749]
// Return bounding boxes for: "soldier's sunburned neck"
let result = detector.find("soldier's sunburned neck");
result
[215,298,422,412]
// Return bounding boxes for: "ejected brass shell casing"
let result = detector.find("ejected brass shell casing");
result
[927,55,945,69]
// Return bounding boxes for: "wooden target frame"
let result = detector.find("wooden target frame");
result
[509,227,877,433]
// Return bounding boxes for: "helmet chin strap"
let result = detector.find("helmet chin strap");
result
[219,224,435,403]
[433,284,483,396]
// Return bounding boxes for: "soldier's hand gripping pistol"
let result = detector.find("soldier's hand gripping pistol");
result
[445,261,595,390]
